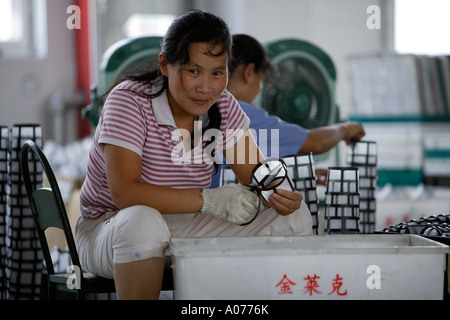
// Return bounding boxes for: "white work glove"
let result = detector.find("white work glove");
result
[201,184,260,225]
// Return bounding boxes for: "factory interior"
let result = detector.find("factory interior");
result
[0,0,449,303]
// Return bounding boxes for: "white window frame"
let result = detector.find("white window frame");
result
[395,0,450,55]
[0,0,47,59]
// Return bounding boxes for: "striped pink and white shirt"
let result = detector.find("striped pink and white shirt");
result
[80,80,250,220]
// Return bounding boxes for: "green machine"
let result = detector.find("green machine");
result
[256,38,338,130]
[82,36,163,128]
[256,39,339,163]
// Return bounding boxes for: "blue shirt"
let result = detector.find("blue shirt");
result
[210,100,310,188]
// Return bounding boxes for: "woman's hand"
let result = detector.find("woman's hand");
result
[201,185,260,225]
[267,189,303,216]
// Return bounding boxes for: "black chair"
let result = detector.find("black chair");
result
[21,140,174,299]
[20,140,116,299]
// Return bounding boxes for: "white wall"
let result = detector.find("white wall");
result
[0,0,77,141]
[195,0,393,118]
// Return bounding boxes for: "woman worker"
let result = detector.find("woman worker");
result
[76,11,312,300]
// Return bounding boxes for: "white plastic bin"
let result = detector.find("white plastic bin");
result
[169,234,448,300]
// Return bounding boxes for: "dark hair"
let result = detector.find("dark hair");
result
[162,10,232,67]
[230,34,275,81]
[101,11,232,166]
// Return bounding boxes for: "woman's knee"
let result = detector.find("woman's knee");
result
[112,205,170,263]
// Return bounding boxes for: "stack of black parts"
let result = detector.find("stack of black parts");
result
[3,124,44,300]
[324,167,360,234]
[0,126,9,299]
[380,214,450,238]
[347,141,378,233]
[283,153,320,235]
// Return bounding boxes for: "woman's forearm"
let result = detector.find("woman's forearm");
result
[104,143,203,214]
[111,181,204,214]
[299,121,365,155]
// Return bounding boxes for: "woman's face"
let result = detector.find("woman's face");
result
[160,42,229,120]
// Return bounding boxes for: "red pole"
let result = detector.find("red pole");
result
[75,0,92,138]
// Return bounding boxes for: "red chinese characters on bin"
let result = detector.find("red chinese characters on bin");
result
[276,274,348,296]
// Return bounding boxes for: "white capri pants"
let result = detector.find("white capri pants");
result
[75,203,312,279]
